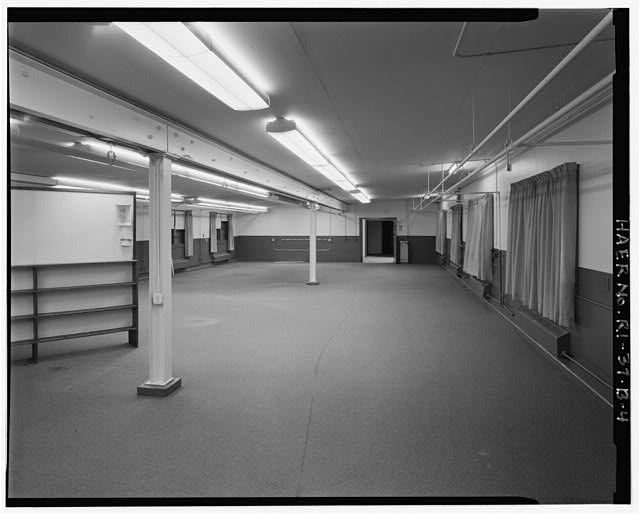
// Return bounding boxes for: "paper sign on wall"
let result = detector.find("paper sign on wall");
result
[116,204,132,226]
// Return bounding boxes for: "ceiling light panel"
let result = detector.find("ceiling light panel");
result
[79,140,149,167]
[350,191,371,204]
[267,129,328,168]
[171,163,270,198]
[196,196,268,213]
[113,22,269,111]
[53,176,184,201]
[266,118,365,202]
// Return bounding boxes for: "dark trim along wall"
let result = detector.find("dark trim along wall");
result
[135,238,235,275]
[234,235,439,264]
[463,248,612,385]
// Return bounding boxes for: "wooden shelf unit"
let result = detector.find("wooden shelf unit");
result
[10,260,138,362]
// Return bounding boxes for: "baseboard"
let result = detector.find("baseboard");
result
[442,262,567,356]
[458,271,491,300]
[213,252,231,263]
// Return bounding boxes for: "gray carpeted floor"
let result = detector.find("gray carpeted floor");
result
[8,262,615,502]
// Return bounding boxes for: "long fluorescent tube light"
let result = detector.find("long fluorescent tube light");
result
[350,190,371,204]
[73,140,150,168]
[52,185,92,191]
[266,118,365,202]
[53,176,184,202]
[196,203,266,214]
[266,119,328,167]
[172,163,270,198]
[11,172,57,186]
[114,22,269,111]
[66,154,139,172]
[196,196,268,213]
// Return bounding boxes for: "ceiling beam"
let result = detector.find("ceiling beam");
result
[9,49,346,212]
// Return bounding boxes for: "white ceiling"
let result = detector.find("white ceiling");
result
[8,10,615,203]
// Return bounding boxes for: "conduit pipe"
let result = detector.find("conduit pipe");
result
[418,11,613,209]
[420,72,613,210]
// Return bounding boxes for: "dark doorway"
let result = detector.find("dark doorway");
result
[218,220,229,253]
[366,220,394,257]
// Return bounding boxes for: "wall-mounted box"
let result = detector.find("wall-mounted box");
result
[116,204,133,226]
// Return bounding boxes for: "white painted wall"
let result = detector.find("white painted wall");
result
[11,190,134,265]
[458,101,612,273]
[234,200,439,237]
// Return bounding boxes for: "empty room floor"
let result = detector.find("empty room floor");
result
[8,263,615,502]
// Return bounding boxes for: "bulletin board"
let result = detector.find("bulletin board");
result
[11,188,135,266]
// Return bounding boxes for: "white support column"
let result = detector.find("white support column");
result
[307,203,319,286]
[137,154,181,397]
[228,214,235,252]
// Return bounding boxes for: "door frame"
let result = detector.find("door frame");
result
[359,217,397,263]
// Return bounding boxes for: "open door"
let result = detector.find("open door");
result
[362,218,396,263]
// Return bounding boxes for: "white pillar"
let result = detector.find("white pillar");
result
[307,204,319,285]
[138,154,181,396]
[227,214,235,251]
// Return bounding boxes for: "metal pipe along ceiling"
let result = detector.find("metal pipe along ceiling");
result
[418,10,613,209]
[420,72,613,210]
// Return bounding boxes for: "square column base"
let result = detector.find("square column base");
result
[306,281,319,286]
[137,377,182,397]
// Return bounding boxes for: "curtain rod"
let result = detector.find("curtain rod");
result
[507,162,577,187]
[439,191,499,198]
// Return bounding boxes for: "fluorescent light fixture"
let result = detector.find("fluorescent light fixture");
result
[172,163,270,198]
[11,172,57,186]
[66,140,149,168]
[196,196,268,213]
[53,176,184,202]
[196,203,266,214]
[349,190,371,204]
[266,118,364,200]
[52,185,91,191]
[266,119,327,167]
[114,22,269,111]
[447,162,459,175]
[66,154,139,172]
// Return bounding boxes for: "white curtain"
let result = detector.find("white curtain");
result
[463,194,493,281]
[435,210,447,255]
[450,205,463,265]
[184,211,193,258]
[209,212,217,253]
[228,214,234,251]
[505,163,577,327]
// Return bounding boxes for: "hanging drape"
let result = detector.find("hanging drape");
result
[209,212,218,253]
[228,214,235,251]
[450,205,463,265]
[505,163,577,327]
[435,210,447,255]
[184,210,193,257]
[463,194,494,281]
